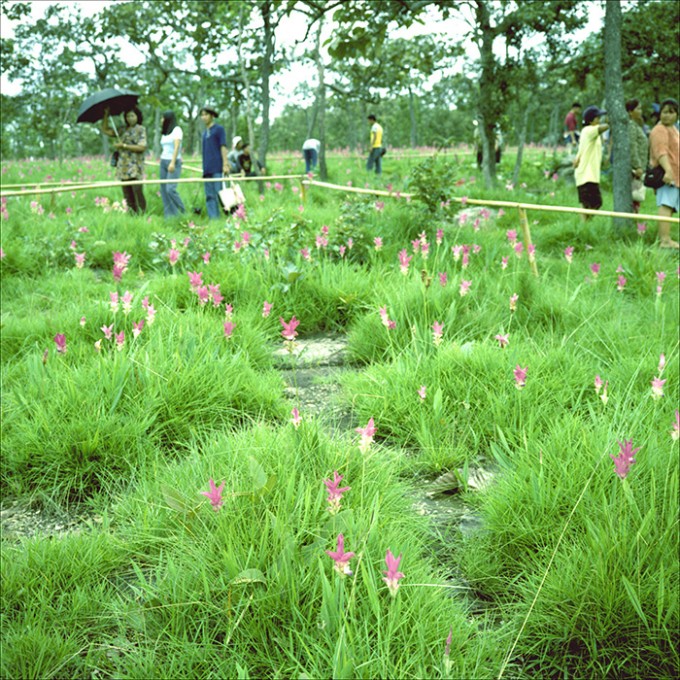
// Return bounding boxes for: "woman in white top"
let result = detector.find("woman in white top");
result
[159,110,185,217]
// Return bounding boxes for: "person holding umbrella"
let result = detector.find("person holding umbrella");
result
[102,106,147,214]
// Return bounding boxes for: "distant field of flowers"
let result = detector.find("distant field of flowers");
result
[1,149,678,679]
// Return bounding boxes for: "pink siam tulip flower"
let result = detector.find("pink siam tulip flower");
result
[196,286,210,305]
[459,279,472,297]
[132,319,144,338]
[656,271,666,297]
[379,306,390,327]
[326,533,355,576]
[183,236,191,247]
[374,236,383,251]
[201,478,225,511]
[509,293,518,312]
[234,203,247,220]
[112,264,125,282]
[297,205,305,213]
[418,385,427,400]
[564,246,574,264]
[616,275,627,292]
[274,182,283,192]
[650,377,666,400]
[0,247,5,259]
[411,238,421,254]
[600,380,609,405]
[420,241,430,259]
[241,231,251,247]
[458,212,468,226]
[109,291,119,314]
[263,248,270,261]
[432,321,444,346]
[94,339,102,352]
[300,247,311,261]
[223,320,236,338]
[280,316,300,341]
[636,222,647,235]
[594,375,604,394]
[383,549,405,597]
[375,200,385,211]
[452,244,463,261]
[501,256,509,270]
[506,229,518,245]
[473,217,480,231]
[514,242,524,258]
[658,353,666,374]
[188,271,203,289]
[209,284,223,308]
[323,470,350,515]
[339,245,346,257]
[202,251,211,264]
[224,303,233,320]
[461,196,468,205]
[480,208,490,220]
[610,439,640,480]
[315,235,328,249]
[498,208,505,217]
[321,225,329,235]
[472,244,481,254]
[121,290,133,315]
[398,249,412,275]
[53,333,67,354]
[671,411,680,441]
[79,316,86,327]
[590,263,600,278]
[233,241,243,254]
[513,365,527,389]
[444,627,454,672]
[168,248,180,266]
[101,324,113,340]
[439,272,448,287]
[356,417,376,454]
[495,334,509,348]
[347,238,354,250]
[262,301,272,318]
[616,264,625,273]
[74,252,86,268]
[436,229,444,245]
[290,407,301,428]
[387,319,396,330]
[115,331,125,351]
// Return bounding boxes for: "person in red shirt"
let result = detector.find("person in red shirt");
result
[564,102,582,148]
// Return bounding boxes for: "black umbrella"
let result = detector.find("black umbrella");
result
[76,88,139,125]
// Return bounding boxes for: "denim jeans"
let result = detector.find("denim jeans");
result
[160,159,185,217]
[303,148,318,173]
[204,172,223,219]
[366,147,382,175]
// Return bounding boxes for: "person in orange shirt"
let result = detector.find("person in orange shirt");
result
[649,98,680,248]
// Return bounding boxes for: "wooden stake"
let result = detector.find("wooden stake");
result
[518,207,539,277]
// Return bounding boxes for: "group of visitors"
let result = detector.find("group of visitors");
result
[571,97,679,248]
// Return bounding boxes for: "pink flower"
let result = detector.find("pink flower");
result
[323,470,350,515]
[79,316,86,328]
[356,417,376,454]
[459,279,472,297]
[74,252,86,268]
[594,375,603,394]
[202,251,211,264]
[498,209,505,217]
[121,290,133,315]
[290,407,301,428]
[201,478,225,511]
[636,222,647,235]
[600,380,609,405]
[262,301,272,318]
[671,411,679,441]
[347,238,354,250]
[374,236,383,251]
[383,549,405,597]
[375,200,385,212]
[418,385,427,400]
[339,245,346,258]
[132,320,144,338]
[168,248,180,266]
[444,627,454,671]
[651,377,666,400]
[411,238,421,254]
[223,320,236,338]
[495,334,509,348]
[101,324,113,340]
[501,256,508,270]
[461,196,468,205]
[436,229,444,245]
[398,249,412,275]
[514,242,524,258]
[0,247,5,259]
[458,212,468,226]
[321,225,329,235]
[617,275,627,292]
[233,241,242,253]
[610,439,640,480]
[188,271,203,289]
[109,291,119,314]
[432,321,444,346]
[224,303,233,320]
[513,365,527,389]
[326,533,355,576]
[656,271,666,297]
[506,229,518,245]
[53,333,67,354]
[616,264,624,273]
[300,248,311,261]
[564,246,574,264]
[280,316,300,341]
[590,263,600,278]
[196,286,210,305]
[209,284,223,308]
[112,264,125,282]
[527,243,536,261]
[658,353,666,374]
[452,244,463,261]
[234,203,247,220]
[509,293,518,312]
[115,331,125,351]
[274,182,283,192]
[439,272,448,287]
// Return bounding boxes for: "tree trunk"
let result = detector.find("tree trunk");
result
[257,0,273,172]
[475,0,497,188]
[604,0,631,231]
[408,86,417,148]
[152,108,161,158]
[313,17,327,180]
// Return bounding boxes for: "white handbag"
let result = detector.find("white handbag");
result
[631,178,646,203]
[219,180,246,213]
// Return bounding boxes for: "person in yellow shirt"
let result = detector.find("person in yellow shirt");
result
[573,106,609,221]
[366,114,384,175]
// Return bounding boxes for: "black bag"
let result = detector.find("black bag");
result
[110,151,119,167]
[643,165,664,189]
[380,147,387,157]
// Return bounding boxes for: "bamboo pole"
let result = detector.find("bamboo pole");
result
[518,207,539,277]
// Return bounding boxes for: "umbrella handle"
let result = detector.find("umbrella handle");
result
[110,116,120,139]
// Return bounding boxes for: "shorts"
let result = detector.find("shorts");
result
[577,182,602,210]
[656,183,679,213]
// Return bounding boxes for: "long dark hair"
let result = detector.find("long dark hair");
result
[124,106,144,126]
[161,110,178,135]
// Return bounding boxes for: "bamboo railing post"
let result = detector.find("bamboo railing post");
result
[518,207,539,277]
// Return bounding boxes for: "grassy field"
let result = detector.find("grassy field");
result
[1,147,678,679]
